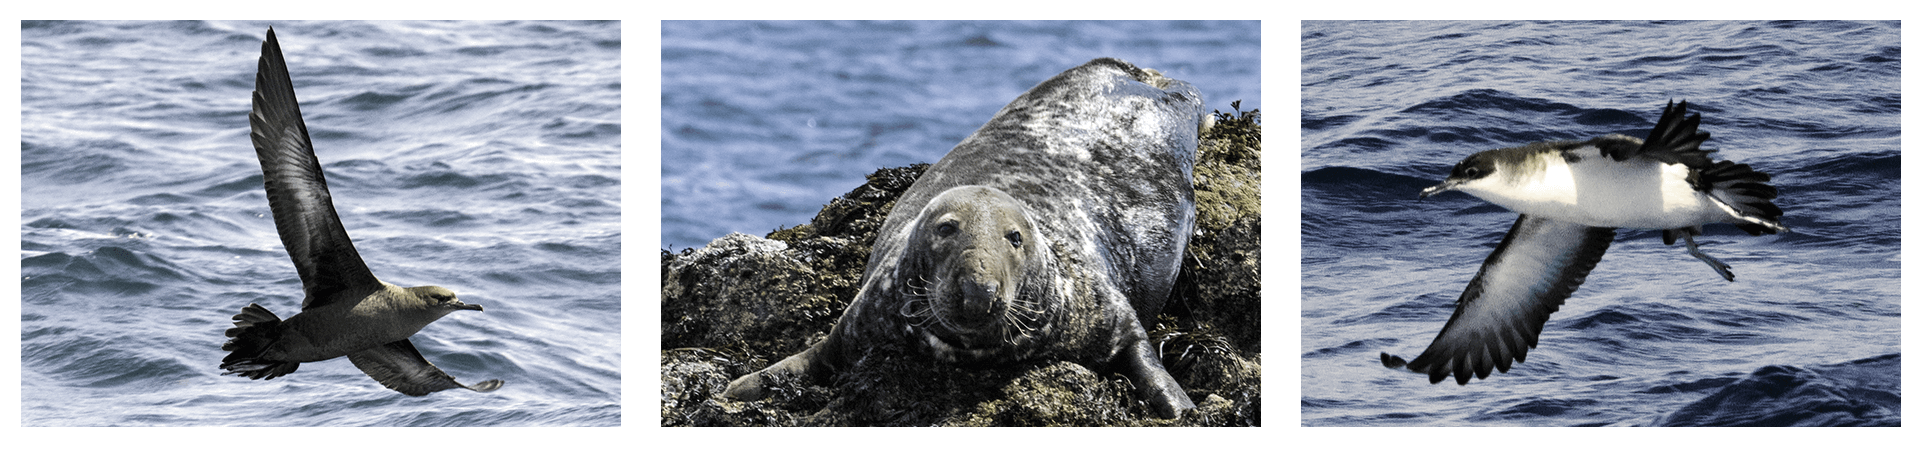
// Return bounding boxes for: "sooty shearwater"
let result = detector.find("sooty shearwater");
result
[219,27,503,396]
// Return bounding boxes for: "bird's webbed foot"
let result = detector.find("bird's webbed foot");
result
[1682,232,1736,282]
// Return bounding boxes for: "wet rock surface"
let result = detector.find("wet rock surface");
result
[662,109,1261,426]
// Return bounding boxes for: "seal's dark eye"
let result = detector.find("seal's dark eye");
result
[937,223,958,236]
[1006,231,1023,248]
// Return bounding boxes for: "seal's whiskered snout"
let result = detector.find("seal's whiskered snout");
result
[958,275,1000,319]
[923,263,1016,338]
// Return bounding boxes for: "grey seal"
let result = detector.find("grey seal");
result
[219,27,503,396]
[723,58,1205,418]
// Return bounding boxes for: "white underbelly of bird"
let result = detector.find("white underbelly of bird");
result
[1386,100,1789,385]
[1457,145,1740,230]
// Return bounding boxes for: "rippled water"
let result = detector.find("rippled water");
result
[661,20,1261,249]
[21,20,622,426]
[17,17,1898,430]
[1302,20,1900,426]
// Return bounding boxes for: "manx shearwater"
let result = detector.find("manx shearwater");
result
[1382,100,1789,385]
[220,27,503,396]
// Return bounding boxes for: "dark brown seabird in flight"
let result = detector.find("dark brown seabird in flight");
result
[219,27,503,396]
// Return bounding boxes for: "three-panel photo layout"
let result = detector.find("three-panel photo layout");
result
[15,19,1901,432]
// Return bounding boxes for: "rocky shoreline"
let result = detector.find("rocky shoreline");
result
[662,107,1261,426]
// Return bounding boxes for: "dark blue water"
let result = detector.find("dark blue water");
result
[661,20,1261,249]
[20,21,622,426]
[1302,21,1899,426]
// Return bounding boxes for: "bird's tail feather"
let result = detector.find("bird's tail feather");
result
[1698,160,1789,235]
[220,303,300,380]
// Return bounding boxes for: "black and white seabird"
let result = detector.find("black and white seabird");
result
[219,28,504,396]
[1380,100,1789,385]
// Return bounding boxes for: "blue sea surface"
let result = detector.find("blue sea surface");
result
[1302,21,1899,426]
[661,20,1261,250]
[20,21,622,426]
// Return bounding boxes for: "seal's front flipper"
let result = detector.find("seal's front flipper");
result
[723,344,823,401]
[720,370,773,401]
[1120,338,1195,419]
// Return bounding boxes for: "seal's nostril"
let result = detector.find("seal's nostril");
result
[960,278,998,318]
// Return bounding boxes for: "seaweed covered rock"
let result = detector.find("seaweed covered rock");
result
[661,108,1260,426]
[1171,105,1263,355]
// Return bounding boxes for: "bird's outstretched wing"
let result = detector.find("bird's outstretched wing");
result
[1383,215,1615,384]
[250,27,381,309]
[347,339,504,396]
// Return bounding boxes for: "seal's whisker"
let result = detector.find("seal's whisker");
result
[1005,308,1040,329]
[900,300,936,324]
[1009,297,1043,316]
[998,295,1044,344]
[1006,293,1044,321]
[902,275,933,297]
[929,305,958,331]
[898,276,942,327]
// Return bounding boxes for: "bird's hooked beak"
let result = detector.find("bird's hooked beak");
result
[1419,179,1460,199]
[451,299,484,312]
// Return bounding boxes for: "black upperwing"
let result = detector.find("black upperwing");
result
[1601,99,1713,169]
[1383,215,1615,384]
[250,27,381,309]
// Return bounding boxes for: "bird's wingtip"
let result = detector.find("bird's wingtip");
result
[465,379,505,393]
[1380,352,1409,369]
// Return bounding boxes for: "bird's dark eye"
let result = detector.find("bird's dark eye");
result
[1464,167,1480,177]
[1006,231,1023,248]
[937,223,958,236]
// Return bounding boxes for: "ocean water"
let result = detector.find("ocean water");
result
[20,21,622,426]
[1302,21,1900,426]
[661,20,1261,250]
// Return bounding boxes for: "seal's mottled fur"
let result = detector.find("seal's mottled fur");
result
[724,58,1205,418]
